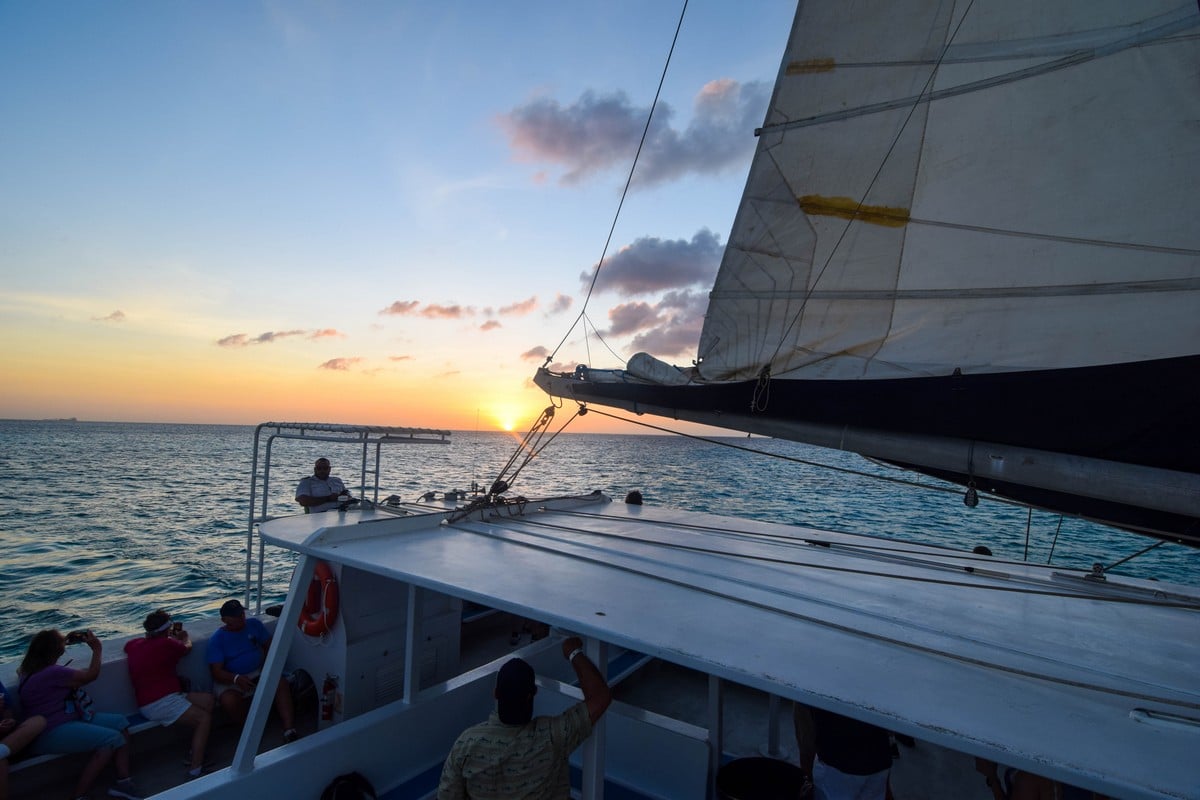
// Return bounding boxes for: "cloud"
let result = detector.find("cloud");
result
[93,310,126,322]
[379,300,476,319]
[421,303,472,319]
[498,79,768,187]
[521,345,551,361]
[318,357,363,371]
[216,329,329,347]
[629,317,704,358]
[585,229,722,297]
[480,320,502,332]
[606,301,662,337]
[251,330,306,344]
[603,290,708,358]
[309,328,344,340]
[388,355,413,362]
[549,293,573,314]
[380,300,420,316]
[498,296,538,316]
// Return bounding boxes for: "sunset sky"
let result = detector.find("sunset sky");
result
[1,0,795,433]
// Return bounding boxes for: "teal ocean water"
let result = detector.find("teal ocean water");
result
[1,419,1195,661]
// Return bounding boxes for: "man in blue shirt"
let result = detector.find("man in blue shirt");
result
[206,599,298,743]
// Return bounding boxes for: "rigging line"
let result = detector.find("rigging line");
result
[516,513,1200,610]
[1024,507,1032,561]
[448,520,1200,706]
[546,0,690,364]
[1047,516,1064,564]
[766,0,979,370]
[1105,538,1166,572]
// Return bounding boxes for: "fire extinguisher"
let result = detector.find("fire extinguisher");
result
[321,674,338,722]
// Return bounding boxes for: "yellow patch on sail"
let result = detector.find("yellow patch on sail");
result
[786,59,835,74]
[797,195,910,228]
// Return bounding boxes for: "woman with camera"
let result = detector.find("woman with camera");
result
[17,629,142,800]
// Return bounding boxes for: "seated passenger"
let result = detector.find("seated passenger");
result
[206,599,297,744]
[17,629,142,799]
[810,707,892,800]
[0,676,45,800]
[124,610,214,778]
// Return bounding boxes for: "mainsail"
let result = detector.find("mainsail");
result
[536,0,1200,543]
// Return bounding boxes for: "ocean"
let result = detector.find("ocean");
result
[1,419,1195,661]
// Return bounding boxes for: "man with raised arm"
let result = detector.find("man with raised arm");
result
[436,635,612,800]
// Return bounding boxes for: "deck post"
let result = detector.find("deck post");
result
[766,693,781,756]
[708,674,724,800]
[581,638,607,800]
[403,583,421,702]
[231,554,315,775]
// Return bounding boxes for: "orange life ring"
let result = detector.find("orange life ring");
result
[298,560,339,636]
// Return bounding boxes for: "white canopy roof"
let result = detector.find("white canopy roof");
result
[261,496,1200,799]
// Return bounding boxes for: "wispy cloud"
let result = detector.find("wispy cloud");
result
[380,300,420,316]
[378,301,476,319]
[422,303,473,319]
[549,293,573,314]
[498,79,767,187]
[521,345,550,361]
[586,229,722,297]
[388,355,413,362]
[318,357,363,371]
[216,329,312,347]
[480,320,502,332]
[309,328,344,340]
[498,296,537,316]
[93,310,126,323]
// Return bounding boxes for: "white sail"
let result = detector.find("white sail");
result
[698,0,1200,382]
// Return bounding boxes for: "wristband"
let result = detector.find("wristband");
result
[567,647,584,662]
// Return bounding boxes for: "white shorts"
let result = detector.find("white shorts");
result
[139,692,192,726]
[812,757,889,800]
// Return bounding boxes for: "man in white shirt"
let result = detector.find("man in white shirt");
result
[295,458,351,512]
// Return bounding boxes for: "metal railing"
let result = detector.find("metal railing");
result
[244,422,452,611]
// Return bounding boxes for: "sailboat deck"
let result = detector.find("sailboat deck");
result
[260,495,1200,800]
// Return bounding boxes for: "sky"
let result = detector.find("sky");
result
[0,0,797,433]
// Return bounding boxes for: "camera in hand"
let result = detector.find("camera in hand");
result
[65,630,90,644]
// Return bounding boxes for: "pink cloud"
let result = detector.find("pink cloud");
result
[309,328,344,340]
[318,357,363,371]
[380,300,420,316]
[421,303,472,319]
[498,296,538,316]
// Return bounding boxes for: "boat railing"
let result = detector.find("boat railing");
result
[244,422,452,612]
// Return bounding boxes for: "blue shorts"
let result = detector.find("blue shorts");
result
[30,712,127,755]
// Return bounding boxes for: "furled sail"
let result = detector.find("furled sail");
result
[536,0,1200,543]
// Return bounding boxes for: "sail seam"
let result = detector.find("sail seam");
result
[757,9,1200,136]
[710,277,1200,301]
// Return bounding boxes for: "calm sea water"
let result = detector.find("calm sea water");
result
[0,420,1195,661]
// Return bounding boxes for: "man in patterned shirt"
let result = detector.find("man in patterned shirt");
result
[437,635,612,799]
